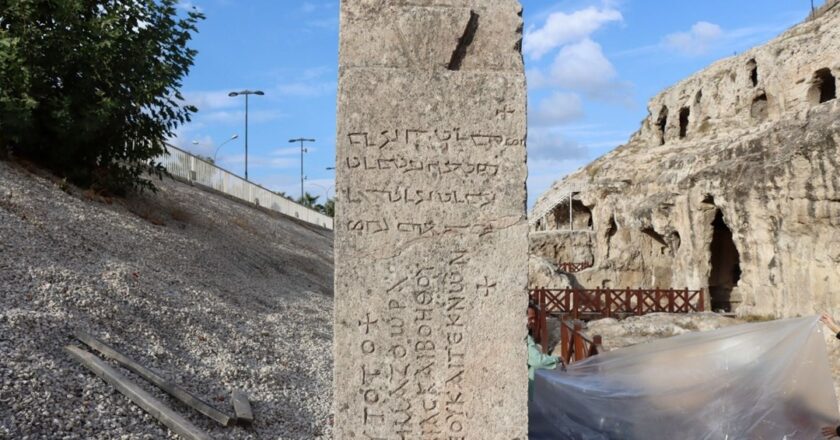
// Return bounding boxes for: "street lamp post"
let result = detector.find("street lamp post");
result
[289,138,315,199]
[213,134,240,162]
[229,90,265,180]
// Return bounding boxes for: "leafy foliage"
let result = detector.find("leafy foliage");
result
[321,197,334,217]
[0,0,204,194]
[297,192,320,209]
[295,191,334,217]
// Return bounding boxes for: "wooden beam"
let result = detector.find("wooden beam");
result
[231,390,254,425]
[64,345,211,440]
[73,330,233,427]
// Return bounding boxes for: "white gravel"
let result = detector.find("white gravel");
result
[0,159,334,439]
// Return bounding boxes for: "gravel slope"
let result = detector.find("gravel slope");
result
[0,159,334,439]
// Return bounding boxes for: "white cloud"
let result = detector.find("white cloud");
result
[616,20,791,59]
[524,6,623,60]
[531,92,584,127]
[528,129,589,161]
[541,39,617,90]
[663,21,724,56]
[529,38,633,103]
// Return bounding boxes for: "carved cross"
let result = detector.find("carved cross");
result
[358,313,378,334]
[476,276,497,297]
[496,105,515,119]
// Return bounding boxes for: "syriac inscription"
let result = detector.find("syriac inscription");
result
[344,156,500,178]
[347,128,524,152]
[342,187,496,207]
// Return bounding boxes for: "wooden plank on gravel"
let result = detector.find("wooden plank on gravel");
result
[231,390,253,425]
[73,330,233,427]
[64,345,211,440]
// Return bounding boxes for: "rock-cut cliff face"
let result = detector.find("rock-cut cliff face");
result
[530,2,840,316]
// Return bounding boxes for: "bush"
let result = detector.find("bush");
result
[0,0,203,194]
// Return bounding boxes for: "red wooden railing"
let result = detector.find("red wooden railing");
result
[533,300,602,360]
[530,287,705,355]
[530,287,705,321]
[559,321,601,365]
[557,262,593,273]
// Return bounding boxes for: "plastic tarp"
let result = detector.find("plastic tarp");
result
[530,316,839,439]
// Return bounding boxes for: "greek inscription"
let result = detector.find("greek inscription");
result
[364,407,385,425]
[361,365,382,385]
[361,340,376,354]
[364,389,381,404]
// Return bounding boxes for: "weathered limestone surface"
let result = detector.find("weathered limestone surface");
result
[531,4,840,316]
[334,1,528,439]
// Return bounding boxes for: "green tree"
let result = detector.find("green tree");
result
[0,0,204,193]
[322,197,335,217]
[297,192,319,208]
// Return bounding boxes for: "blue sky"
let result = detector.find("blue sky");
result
[171,0,820,207]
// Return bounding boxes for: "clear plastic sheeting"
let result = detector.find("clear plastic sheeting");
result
[530,316,839,439]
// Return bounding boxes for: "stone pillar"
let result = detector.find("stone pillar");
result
[334,1,528,439]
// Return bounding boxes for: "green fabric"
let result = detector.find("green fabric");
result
[528,334,559,401]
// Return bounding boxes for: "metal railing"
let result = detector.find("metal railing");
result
[158,144,333,230]
[529,182,587,226]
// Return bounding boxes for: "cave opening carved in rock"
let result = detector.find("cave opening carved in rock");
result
[709,209,741,312]
[656,106,668,145]
[679,107,690,139]
[751,93,768,121]
[809,68,836,104]
[747,59,758,87]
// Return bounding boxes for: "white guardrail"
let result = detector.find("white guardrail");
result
[529,182,587,226]
[158,144,334,230]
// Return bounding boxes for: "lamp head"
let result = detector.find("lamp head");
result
[254,91,265,96]
[228,92,239,97]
